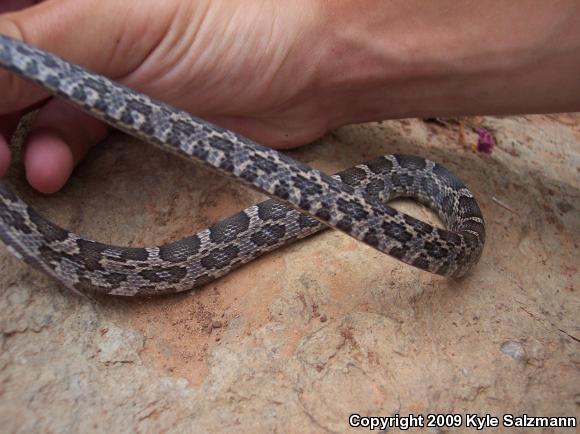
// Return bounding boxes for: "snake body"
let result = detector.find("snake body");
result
[0,35,485,296]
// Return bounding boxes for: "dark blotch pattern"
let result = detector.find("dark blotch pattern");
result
[159,236,201,263]
[422,241,449,260]
[366,157,393,175]
[167,119,200,148]
[338,167,367,187]
[364,179,387,198]
[457,196,483,220]
[27,209,69,242]
[212,138,235,153]
[412,256,430,270]
[0,206,32,234]
[274,185,290,201]
[250,224,286,247]
[297,214,320,230]
[76,239,108,271]
[38,245,64,269]
[315,208,331,221]
[71,85,87,103]
[251,155,279,174]
[383,222,413,244]
[257,201,291,221]
[209,213,251,243]
[292,175,324,197]
[120,247,150,262]
[25,60,39,76]
[120,109,135,126]
[363,233,379,247]
[395,154,426,170]
[84,77,113,98]
[139,265,187,284]
[336,198,369,221]
[201,245,240,270]
[336,219,352,232]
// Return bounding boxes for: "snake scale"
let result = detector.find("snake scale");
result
[0,35,485,296]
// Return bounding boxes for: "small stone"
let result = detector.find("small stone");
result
[319,315,327,323]
[212,320,223,329]
[500,340,527,362]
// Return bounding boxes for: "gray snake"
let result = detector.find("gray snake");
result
[0,35,485,296]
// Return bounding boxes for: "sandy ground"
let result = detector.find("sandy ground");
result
[0,114,578,433]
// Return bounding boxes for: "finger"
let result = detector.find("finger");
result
[0,0,175,114]
[24,98,107,193]
[0,112,22,176]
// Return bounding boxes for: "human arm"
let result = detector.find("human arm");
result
[0,0,578,193]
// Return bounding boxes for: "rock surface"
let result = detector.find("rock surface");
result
[0,114,578,433]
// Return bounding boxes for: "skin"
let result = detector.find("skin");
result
[0,0,579,194]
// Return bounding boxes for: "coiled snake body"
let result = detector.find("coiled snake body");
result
[0,35,485,296]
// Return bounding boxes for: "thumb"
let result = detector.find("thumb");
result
[0,0,176,113]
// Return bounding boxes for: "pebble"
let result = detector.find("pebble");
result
[500,341,527,362]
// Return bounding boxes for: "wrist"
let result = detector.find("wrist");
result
[304,1,580,128]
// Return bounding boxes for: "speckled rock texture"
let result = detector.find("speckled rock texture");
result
[0,114,578,433]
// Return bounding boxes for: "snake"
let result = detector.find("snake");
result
[0,35,485,296]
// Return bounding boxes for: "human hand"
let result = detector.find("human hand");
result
[3,1,579,194]
[0,0,325,193]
